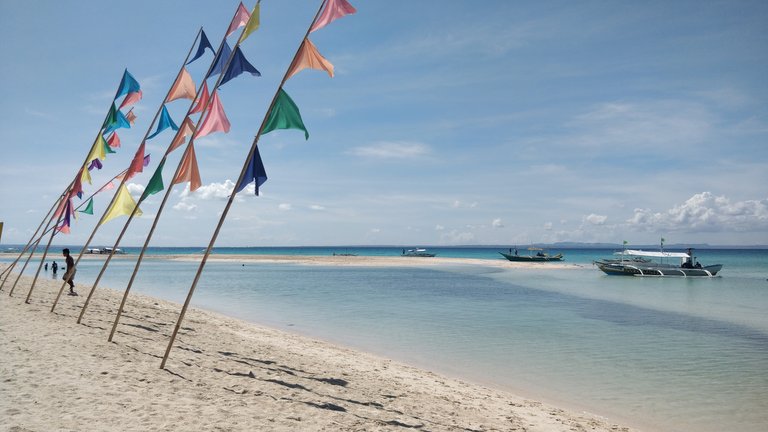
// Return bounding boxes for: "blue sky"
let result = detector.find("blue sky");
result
[1,0,766,247]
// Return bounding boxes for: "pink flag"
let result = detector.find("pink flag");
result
[169,117,196,153]
[172,143,202,192]
[194,90,230,138]
[126,143,146,179]
[125,108,137,125]
[119,90,143,109]
[287,38,335,79]
[310,0,356,33]
[166,68,197,102]
[226,2,252,37]
[190,81,209,115]
[56,222,71,234]
[107,132,121,148]
[98,181,115,192]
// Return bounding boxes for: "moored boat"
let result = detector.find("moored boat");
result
[594,248,722,277]
[499,247,563,262]
[402,248,436,257]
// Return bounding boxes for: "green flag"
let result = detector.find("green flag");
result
[261,89,308,139]
[140,160,165,201]
[78,198,94,215]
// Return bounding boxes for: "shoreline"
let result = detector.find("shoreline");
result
[1,268,636,431]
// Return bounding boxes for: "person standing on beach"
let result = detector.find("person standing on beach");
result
[62,248,76,295]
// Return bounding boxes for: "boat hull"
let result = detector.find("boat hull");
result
[595,261,722,277]
[499,252,563,262]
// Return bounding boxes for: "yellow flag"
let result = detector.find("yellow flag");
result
[239,4,260,43]
[81,164,92,185]
[102,184,142,225]
[86,135,107,164]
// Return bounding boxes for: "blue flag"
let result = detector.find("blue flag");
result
[103,103,131,135]
[207,41,232,78]
[187,29,215,65]
[235,145,268,195]
[147,105,179,139]
[220,46,261,86]
[115,69,141,99]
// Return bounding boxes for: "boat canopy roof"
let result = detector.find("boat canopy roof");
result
[622,249,690,258]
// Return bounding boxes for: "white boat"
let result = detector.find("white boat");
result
[401,248,436,257]
[594,248,722,277]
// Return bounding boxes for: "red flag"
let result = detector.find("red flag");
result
[190,81,209,115]
[169,117,196,153]
[172,143,202,192]
[119,90,143,109]
[125,108,137,125]
[194,90,230,138]
[107,132,121,148]
[126,143,146,179]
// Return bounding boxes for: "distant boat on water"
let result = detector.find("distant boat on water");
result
[499,247,563,262]
[401,248,436,257]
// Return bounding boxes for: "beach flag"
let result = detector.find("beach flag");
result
[78,198,94,215]
[286,38,334,79]
[190,82,210,115]
[226,2,251,37]
[141,159,166,200]
[261,89,308,139]
[195,90,230,138]
[147,105,179,139]
[126,143,146,179]
[238,4,260,43]
[56,200,74,234]
[98,181,115,193]
[125,108,137,125]
[81,164,92,185]
[207,41,232,78]
[169,117,196,153]
[172,143,202,192]
[103,103,131,135]
[71,168,84,199]
[86,135,108,164]
[102,184,142,224]
[115,69,141,99]
[234,145,267,195]
[144,154,151,167]
[220,46,260,85]
[188,29,215,65]
[119,90,143,110]
[107,132,121,148]
[88,158,103,171]
[310,0,356,33]
[166,68,197,102]
[104,138,117,154]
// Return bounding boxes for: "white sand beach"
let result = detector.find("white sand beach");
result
[1,263,635,432]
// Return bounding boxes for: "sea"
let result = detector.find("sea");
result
[2,246,767,432]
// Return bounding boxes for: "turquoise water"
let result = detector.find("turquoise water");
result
[2,247,767,431]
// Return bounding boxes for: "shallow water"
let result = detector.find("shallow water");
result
[3,247,767,431]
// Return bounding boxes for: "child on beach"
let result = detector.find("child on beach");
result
[62,248,76,295]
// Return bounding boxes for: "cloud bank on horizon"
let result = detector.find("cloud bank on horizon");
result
[0,1,766,247]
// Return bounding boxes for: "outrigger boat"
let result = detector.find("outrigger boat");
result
[499,247,563,262]
[594,248,722,277]
[402,248,436,257]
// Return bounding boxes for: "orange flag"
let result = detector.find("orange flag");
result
[169,117,196,153]
[194,90,230,138]
[166,68,197,102]
[125,108,137,125]
[287,38,335,80]
[107,132,121,148]
[172,143,202,192]
[126,143,146,179]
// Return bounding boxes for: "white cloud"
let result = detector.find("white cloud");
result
[492,218,504,228]
[173,201,197,212]
[435,224,445,231]
[543,222,553,230]
[585,214,608,225]
[180,180,235,201]
[278,203,292,211]
[348,141,430,159]
[627,192,768,233]
[309,205,326,211]
[126,183,145,197]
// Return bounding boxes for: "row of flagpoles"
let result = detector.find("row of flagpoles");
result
[1,0,356,369]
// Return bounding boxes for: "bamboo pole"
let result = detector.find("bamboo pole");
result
[49,29,206,314]
[19,67,140,303]
[75,26,207,323]
[103,2,263,337]
[160,0,327,369]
